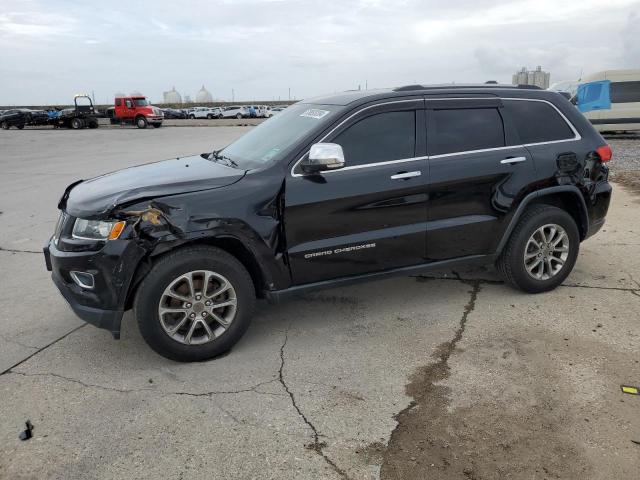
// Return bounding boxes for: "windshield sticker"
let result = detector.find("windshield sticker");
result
[300,109,330,119]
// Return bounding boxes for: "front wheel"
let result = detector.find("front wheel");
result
[16,124,24,130]
[1,121,9,130]
[71,118,83,129]
[134,246,256,361]
[236,113,242,119]
[152,123,161,128]
[496,205,579,293]
[189,114,195,119]
[136,116,148,129]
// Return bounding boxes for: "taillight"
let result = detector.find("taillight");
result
[595,145,612,162]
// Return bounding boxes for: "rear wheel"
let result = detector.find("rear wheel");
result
[134,246,256,361]
[16,124,24,130]
[189,114,195,119]
[496,205,579,293]
[136,116,148,129]
[71,118,83,129]
[88,121,98,129]
[1,121,9,130]
[236,113,242,119]
[152,123,161,128]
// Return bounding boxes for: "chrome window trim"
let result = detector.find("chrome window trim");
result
[321,156,428,174]
[290,97,581,177]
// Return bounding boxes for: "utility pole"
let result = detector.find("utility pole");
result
[288,87,291,101]
[365,80,368,90]
[232,89,235,102]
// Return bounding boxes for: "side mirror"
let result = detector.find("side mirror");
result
[301,143,345,174]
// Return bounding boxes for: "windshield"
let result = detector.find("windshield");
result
[221,103,340,169]
[134,98,150,106]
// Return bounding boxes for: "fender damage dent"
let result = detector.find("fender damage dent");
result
[119,172,291,296]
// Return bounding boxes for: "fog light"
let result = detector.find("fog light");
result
[70,271,95,289]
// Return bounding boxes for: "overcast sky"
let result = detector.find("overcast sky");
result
[0,0,638,105]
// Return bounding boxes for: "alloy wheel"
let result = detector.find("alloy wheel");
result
[158,270,237,345]
[523,223,570,281]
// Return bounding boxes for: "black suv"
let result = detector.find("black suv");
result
[44,85,612,361]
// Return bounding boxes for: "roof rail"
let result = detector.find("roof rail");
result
[393,84,542,92]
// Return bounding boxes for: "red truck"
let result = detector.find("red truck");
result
[107,95,163,128]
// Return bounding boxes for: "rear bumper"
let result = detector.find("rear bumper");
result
[585,181,612,240]
[44,237,145,339]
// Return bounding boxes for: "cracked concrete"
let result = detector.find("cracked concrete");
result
[278,323,351,479]
[1,129,639,479]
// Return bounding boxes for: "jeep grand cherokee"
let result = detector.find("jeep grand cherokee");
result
[44,84,612,361]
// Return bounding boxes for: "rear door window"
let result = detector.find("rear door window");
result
[610,81,640,103]
[504,100,575,144]
[332,111,416,167]
[429,108,505,155]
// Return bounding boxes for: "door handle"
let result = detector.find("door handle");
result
[391,171,421,180]
[500,156,527,165]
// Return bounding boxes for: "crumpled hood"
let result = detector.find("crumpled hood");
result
[63,155,246,218]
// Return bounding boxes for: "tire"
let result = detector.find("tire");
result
[189,114,195,119]
[136,116,148,129]
[88,121,98,129]
[71,118,83,129]
[1,121,9,130]
[207,114,213,119]
[217,114,223,119]
[236,113,242,119]
[109,118,117,125]
[134,246,256,362]
[496,204,580,293]
[152,123,161,128]
[17,124,24,130]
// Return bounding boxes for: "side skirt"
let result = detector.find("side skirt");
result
[264,254,496,304]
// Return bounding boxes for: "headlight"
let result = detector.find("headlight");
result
[72,218,126,241]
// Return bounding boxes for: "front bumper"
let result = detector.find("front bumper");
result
[44,236,145,339]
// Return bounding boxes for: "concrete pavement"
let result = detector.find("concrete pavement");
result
[0,128,638,479]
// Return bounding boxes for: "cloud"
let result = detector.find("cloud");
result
[0,0,638,105]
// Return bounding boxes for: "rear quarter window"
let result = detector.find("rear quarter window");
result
[504,100,575,144]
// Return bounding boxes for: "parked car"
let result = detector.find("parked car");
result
[0,108,48,129]
[255,105,273,118]
[187,107,222,119]
[161,108,187,119]
[220,105,248,119]
[573,69,640,132]
[45,84,612,361]
[107,96,163,128]
[270,106,287,115]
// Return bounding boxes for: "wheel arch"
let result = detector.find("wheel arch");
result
[496,186,589,255]
[124,235,269,310]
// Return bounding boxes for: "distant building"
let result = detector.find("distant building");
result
[163,86,182,104]
[195,85,213,103]
[512,66,550,89]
